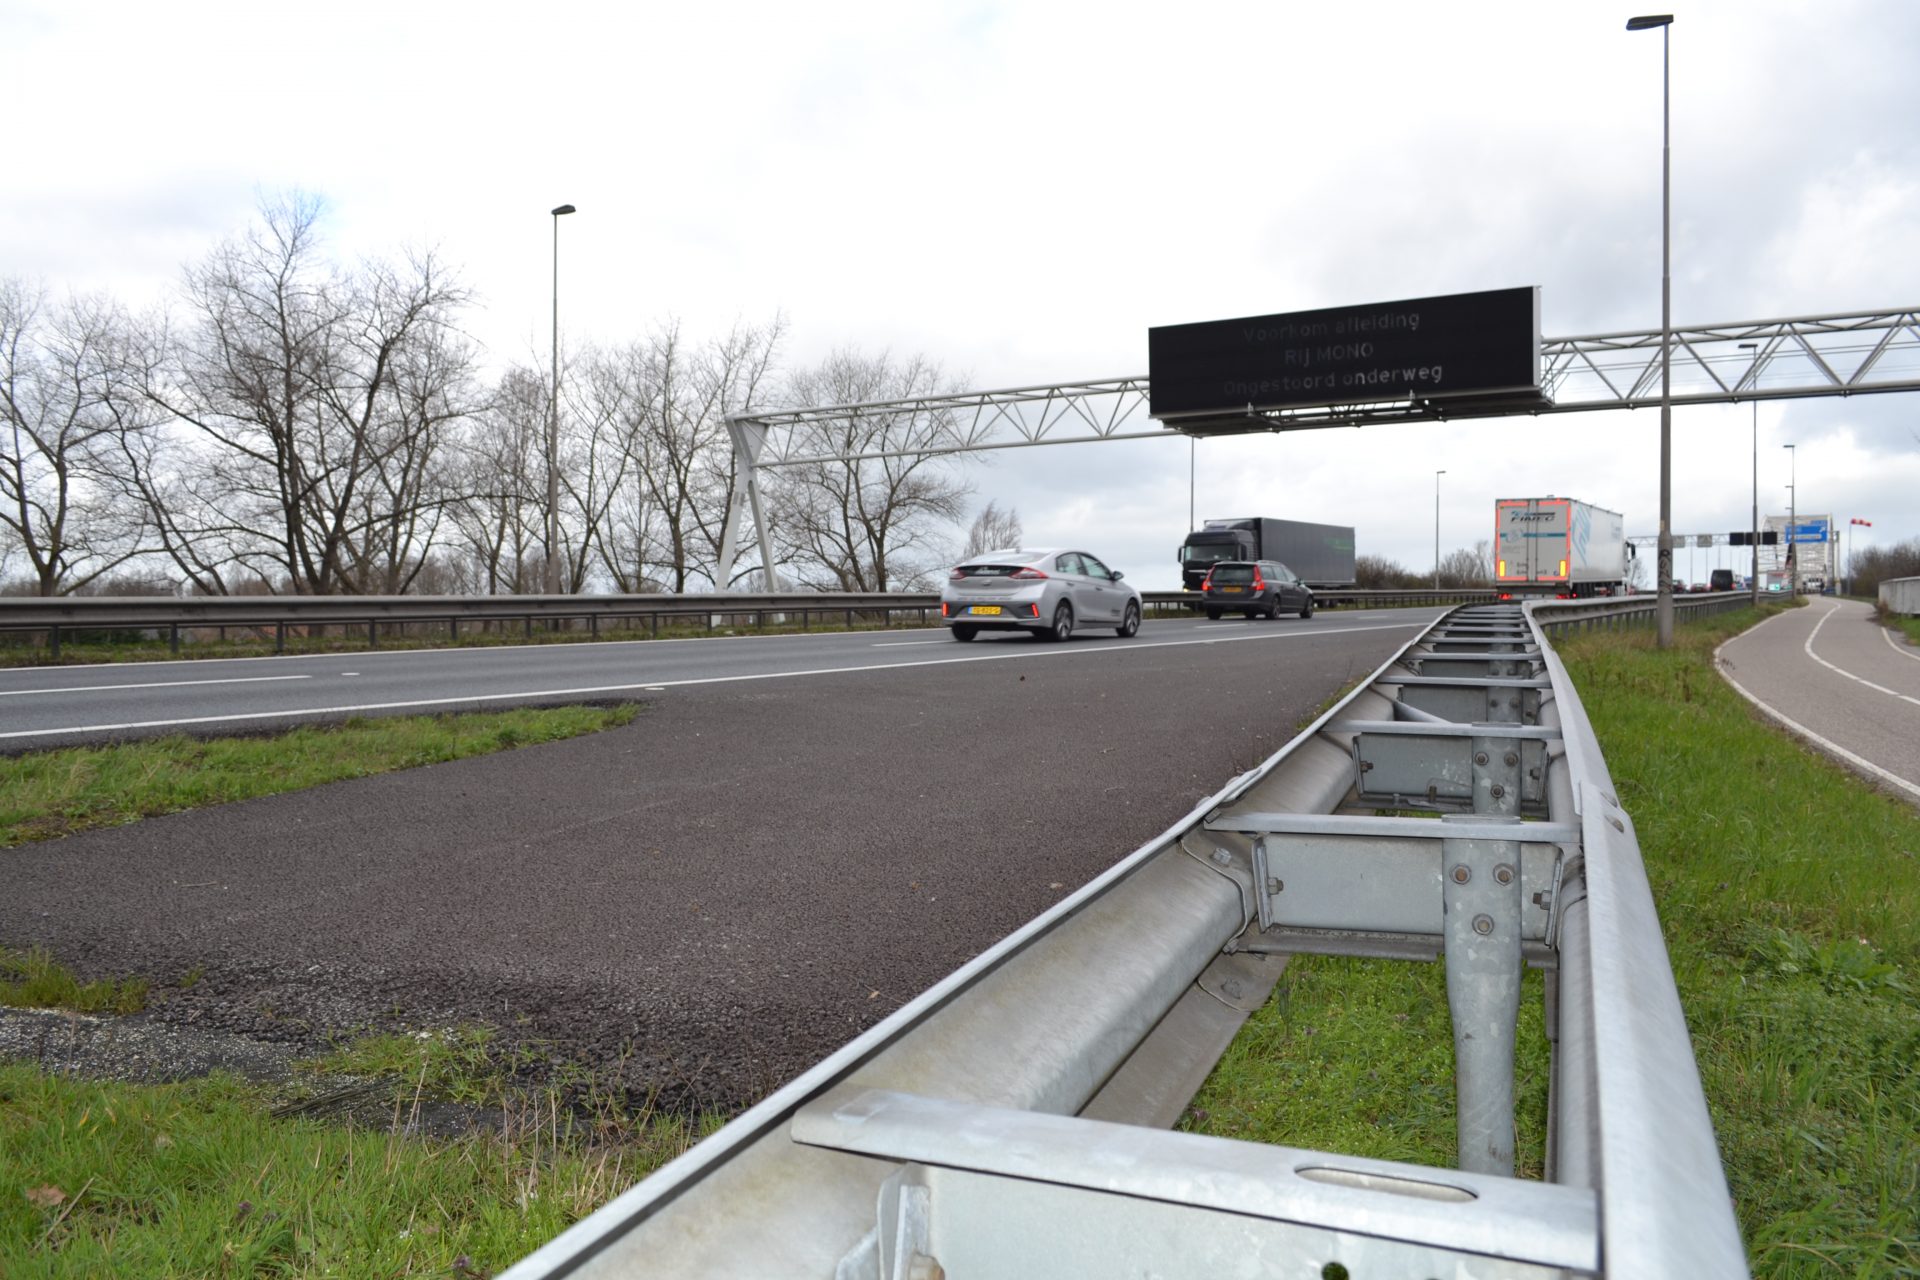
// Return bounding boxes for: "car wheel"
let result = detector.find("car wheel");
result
[1045,601,1074,642]
[1115,601,1140,638]
[951,625,978,642]
[1300,594,1314,619]
[1263,596,1281,620]
[1205,607,1222,621]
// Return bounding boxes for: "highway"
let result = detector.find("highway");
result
[1717,596,1920,803]
[0,606,1444,1107]
[2,609,1438,747]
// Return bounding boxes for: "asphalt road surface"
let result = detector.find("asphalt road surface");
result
[1718,596,1920,804]
[6,610,1421,748]
[1,608,1440,1107]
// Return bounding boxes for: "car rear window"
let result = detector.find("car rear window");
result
[952,561,1036,579]
[1212,565,1256,584]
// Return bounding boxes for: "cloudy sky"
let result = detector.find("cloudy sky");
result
[6,0,1917,590]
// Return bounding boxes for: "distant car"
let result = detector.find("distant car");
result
[1199,559,1315,620]
[941,548,1142,642]
[1709,569,1735,592]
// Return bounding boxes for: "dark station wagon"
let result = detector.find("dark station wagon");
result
[1199,560,1315,620]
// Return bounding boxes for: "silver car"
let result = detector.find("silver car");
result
[941,548,1143,642]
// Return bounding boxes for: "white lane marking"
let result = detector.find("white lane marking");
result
[871,640,950,647]
[0,674,313,698]
[0,621,1423,741]
[1884,623,1920,665]
[1716,625,1920,802]
[340,672,360,677]
[1803,600,1920,707]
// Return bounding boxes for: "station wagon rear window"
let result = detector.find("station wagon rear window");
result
[1212,566,1257,584]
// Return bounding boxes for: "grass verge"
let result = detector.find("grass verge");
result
[0,704,638,847]
[0,949,148,1016]
[1181,604,1920,1277]
[0,1061,708,1277]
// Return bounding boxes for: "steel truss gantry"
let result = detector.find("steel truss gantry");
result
[715,307,1920,587]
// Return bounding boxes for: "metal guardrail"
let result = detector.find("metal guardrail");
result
[0,588,1496,658]
[499,599,1748,1279]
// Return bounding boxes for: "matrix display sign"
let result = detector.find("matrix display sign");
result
[1148,287,1541,419]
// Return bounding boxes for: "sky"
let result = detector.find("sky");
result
[5,0,1917,591]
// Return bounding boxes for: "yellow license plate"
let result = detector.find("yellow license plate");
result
[1220,586,1244,593]
[969,605,1003,616]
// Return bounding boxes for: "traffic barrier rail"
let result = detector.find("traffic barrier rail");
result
[0,588,1498,659]
[499,598,1748,1279]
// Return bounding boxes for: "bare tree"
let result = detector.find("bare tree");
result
[447,366,546,594]
[962,500,1023,558]
[771,349,971,591]
[1355,553,1419,588]
[575,316,786,593]
[0,280,156,595]
[131,194,480,594]
[1435,539,1494,588]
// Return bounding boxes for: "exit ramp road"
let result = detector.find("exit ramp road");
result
[1716,597,1920,804]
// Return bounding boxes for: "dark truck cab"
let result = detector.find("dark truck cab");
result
[1179,517,1356,591]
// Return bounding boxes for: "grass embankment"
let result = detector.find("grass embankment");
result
[0,705,636,847]
[1183,604,1920,1276]
[0,1052,711,1277]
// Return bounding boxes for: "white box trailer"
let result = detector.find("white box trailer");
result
[1493,496,1631,598]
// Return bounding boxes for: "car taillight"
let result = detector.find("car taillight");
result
[1009,567,1048,580]
[1199,570,1214,590]
[1030,603,1040,617]
[1251,570,1266,590]
[949,567,968,580]
[941,602,950,617]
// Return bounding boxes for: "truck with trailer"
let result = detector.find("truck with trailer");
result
[1493,496,1632,598]
[1178,518,1357,590]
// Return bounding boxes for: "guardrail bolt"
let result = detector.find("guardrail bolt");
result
[1473,751,1490,766]
[1472,914,1495,936]
[1451,865,1471,884]
[1533,890,1550,909]
[1607,815,1625,833]
[1503,751,1519,767]
[1210,848,1232,866]
[1266,877,1284,894]
[1489,784,1507,800]
[1494,864,1515,885]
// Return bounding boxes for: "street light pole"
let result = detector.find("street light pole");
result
[547,203,577,595]
[1434,469,1446,589]
[1628,14,1675,645]
[1740,341,1759,604]
[1783,443,1796,594]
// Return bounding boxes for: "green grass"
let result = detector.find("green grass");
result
[1183,604,1920,1277]
[0,705,638,847]
[0,948,148,1016]
[0,1063,708,1278]
[294,1029,510,1110]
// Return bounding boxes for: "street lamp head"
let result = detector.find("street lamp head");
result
[1626,14,1673,29]
[551,204,577,217]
